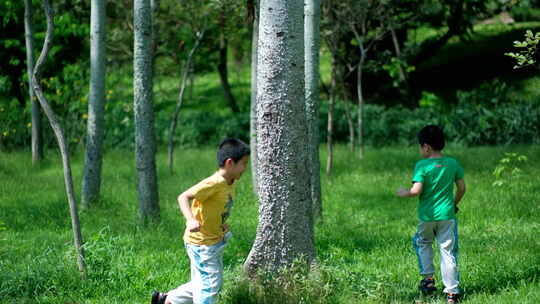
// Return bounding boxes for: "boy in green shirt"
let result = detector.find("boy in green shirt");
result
[397,125,466,304]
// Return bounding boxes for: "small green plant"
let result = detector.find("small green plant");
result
[492,152,528,187]
[221,260,335,304]
[505,30,540,69]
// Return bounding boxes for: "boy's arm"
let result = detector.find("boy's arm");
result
[397,182,423,198]
[454,178,466,206]
[178,190,200,232]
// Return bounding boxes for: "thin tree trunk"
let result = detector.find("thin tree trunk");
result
[24,0,43,164]
[244,0,314,275]
[356,56,365,159]
[326,58,336,176]
[390,26,406,83]
[350,25,367,160]
[249,0,259,196]
[217,11,239,113]
[82,0,106,208]
[32,0,86,278]
[305,0,322,220]
[343,99,355,153]
[168,29,205,174]
[134,0,160,224]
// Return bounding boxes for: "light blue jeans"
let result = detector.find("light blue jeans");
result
[166,233,231,304]
[413,219,460,294]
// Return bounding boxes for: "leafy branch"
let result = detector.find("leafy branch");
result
[505,30,540,69]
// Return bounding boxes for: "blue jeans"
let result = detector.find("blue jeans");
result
[166,232,230,304]
[413,220,460,294]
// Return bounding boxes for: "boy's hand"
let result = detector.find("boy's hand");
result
[222,223,229,232]
[187,219,200,232]
[396,187,409,197]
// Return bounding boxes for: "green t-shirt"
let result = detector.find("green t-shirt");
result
[412,157,464,221]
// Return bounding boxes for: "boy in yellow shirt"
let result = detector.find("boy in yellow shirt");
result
[151,138,250,304]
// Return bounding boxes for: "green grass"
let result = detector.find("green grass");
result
[1,145,539,303]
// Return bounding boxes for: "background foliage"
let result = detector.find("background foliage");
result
[2,0,540,152]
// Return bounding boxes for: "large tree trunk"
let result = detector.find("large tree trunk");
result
[304,0,322,220]
[249,0,260,196]
[217,11,239,113]
[24,0,44,164]
[244,0,315,275]
[168,30,205,174]
[134,0,160,224]
[32,0,86,278]
[82,0,106,208]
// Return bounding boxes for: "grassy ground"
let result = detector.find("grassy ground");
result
[1,144,539,303]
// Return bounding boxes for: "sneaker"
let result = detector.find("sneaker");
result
[151,291,167,304]
[447,293,461,303]
[418,277,437,295]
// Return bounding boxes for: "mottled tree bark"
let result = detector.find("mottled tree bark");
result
[249,0,259,196]
[305,0,322,219]
[244,0,315,275]
[82,0,106,208]
[32,0,86,278]
[134,0,160,223]
[24,0,43,164]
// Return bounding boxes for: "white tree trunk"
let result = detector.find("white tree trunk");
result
[32,0,86,277]
[134,0,160,223]
[250,0,259,196]
[305,0,322,220]
[82,0,106,208]
[244,0,315,275]
[24,0,43,164]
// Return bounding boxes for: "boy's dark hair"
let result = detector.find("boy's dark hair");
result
[418,125,445,151]
[217,138,250,167]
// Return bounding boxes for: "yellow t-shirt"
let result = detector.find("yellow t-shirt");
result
[183,172,234,246]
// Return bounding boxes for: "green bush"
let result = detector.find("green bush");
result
[318,80,540,147]
[3,76,538,150]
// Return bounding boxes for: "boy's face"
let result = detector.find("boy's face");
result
[419,144,430,158]
[225,155,249,181]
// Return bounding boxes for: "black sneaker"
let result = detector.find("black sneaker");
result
[418,277,437,295]
[447,293,461,303]
[151,291,167,304]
